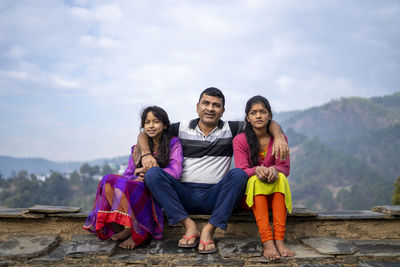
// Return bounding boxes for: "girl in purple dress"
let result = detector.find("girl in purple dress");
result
[84,106,183,249]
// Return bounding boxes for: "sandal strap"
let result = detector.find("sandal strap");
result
[182,234,199,240]
[200,240,214,246]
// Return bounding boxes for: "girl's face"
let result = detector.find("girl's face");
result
[144,111,166,140]
[246,102,272,130]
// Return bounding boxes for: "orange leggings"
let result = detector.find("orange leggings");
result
[252,193,287,242]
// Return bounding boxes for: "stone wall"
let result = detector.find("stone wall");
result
[0,205,399,266]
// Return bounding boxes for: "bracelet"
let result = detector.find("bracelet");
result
[141,153,152,157]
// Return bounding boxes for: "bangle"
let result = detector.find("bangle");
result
[141,153,152,157]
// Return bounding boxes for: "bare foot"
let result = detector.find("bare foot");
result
[111,227,131,241]
[178,218,200,247]
[262,240,281,260]
[274,240,295,257]
[198,223,217,253]
[119,237,137,249]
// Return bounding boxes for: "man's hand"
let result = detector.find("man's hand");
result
[271,134,289,160]
[141,155,159,168]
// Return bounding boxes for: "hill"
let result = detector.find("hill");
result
[0,155,128,178]
[277,92,400,179]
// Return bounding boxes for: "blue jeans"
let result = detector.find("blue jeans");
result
[144,167,247,230]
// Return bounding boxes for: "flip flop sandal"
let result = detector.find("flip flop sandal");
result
[178,234,200,248]
[198,240,218,254]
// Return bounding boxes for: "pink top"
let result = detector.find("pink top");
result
[233,133,290,178]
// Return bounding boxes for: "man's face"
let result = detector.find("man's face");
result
[196,94,225,127]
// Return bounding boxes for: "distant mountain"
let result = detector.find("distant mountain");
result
[286,129,393,210]
[278,91,400,179]
[0,155,129,178]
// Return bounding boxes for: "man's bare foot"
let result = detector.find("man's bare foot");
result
[178,218,200,247]
[274,240,295,257]
[198,223,217,253]
[111,227,131,241]
[262,240,281,260]
[119,237,137,249]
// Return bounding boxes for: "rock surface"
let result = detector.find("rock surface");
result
[0,235,60,260]
[25,205,81,214]
[301,237,357,255]
[317,210,389,220]
[65,234,117,258]
[372,205,400,216]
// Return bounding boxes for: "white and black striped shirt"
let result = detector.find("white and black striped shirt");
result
[171,119,244,184]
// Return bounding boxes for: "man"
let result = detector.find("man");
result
[139,87,289,253]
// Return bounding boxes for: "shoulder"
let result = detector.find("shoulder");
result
[233,132,247,144]
[169,136,181,146]
[228,121,245,136]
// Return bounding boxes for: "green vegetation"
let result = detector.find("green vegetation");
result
[0,164,118,211]
[287,131,394,210]
[392,176,400,205]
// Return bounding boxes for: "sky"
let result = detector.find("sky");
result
[0,0,399,161]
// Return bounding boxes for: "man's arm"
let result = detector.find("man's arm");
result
[137,131,158,168]
[268,120,289,160]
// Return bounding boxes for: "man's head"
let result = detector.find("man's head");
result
[197,87,225,129]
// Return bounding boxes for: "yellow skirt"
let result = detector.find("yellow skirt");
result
[245,172,293,213]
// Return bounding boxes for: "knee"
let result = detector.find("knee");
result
[229,168,248,186]
[144,167,163,185]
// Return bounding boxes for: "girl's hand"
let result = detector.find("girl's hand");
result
[134,166,149,176]
[135,176,144,182]
[255,166,269,181]
[266,167,278,183]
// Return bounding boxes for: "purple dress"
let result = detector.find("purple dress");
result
[83,137,183,245]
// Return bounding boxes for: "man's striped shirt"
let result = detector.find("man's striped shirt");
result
[171,119,244,184]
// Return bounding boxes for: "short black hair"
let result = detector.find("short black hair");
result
[198,87,225,107]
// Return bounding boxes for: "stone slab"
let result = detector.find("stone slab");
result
[65,234,117,258]
[358,261,400,267]
[352,240,400,257]
[301,237,357,255]
[247,243,333,264]
[149,237,198,255]
[298,264,344,267]
[0,235,60,260]
[48,211,89,218]
[0,208,25,218]
[173,254,245,266]
[24,205,81,214]
[290,207,318,217]
[110,246,148,263]
[218,237,261,257]
[317,210,389,220]
[372,205,400,216]
[0,208,45,219]
[29,244,67,264]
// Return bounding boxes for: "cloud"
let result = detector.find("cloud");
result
[0,0,399,160]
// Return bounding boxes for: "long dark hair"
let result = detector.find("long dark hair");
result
[244,95,273,167]
[140,106,172,168]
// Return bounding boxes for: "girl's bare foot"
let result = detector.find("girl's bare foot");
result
[111,227,131,241]
[119,237,137,249]
[274,240,295,257]
[262,240,281,260]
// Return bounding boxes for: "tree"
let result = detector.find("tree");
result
[392,176,400,205]
[101,164,114,176]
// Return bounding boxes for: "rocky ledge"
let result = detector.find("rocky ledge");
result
[0,205,399,266]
